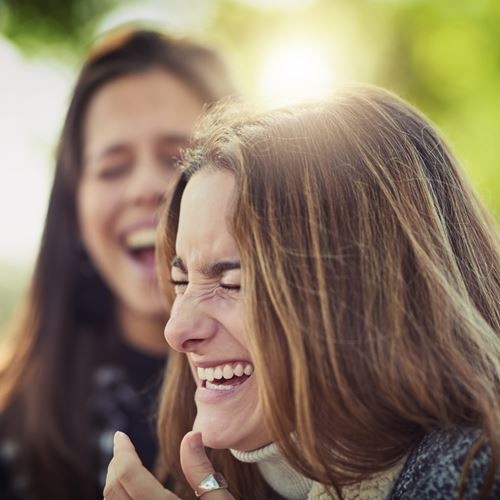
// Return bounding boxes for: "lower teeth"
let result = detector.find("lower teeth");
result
[206,380,234,391]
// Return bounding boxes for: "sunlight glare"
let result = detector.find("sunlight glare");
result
[258,40,335,106]
[237,0,315,9]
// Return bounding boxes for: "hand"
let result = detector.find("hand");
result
[104,431,178,500]
[104,431,235,500]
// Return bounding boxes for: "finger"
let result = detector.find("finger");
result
[104,456,133,500]
[180,431,235,499]
[111,431,178,500]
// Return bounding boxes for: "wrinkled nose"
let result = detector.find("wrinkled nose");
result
[164,292,217,353]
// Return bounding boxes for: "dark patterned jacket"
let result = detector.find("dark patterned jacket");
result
[389,429,500,499]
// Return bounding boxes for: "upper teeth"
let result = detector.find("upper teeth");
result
[197,363,253,382]
[125,227,157,250]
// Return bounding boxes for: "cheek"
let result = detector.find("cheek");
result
[215,299,248,348]
[77,182,120,236]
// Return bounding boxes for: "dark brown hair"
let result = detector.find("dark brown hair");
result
[0,28,235,500]
[157,87,500,499]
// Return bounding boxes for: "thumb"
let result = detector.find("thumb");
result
[180,431,234,499]
[106,431,177,500]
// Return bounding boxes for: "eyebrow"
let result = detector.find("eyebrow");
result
[87,134,191,163]
[171,256,240,278]
[158,135,190,147]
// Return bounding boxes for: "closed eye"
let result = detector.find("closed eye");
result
[219,283,241,298]
[98,163,131,180]
[220,284,240,291]
[170,278,188,294]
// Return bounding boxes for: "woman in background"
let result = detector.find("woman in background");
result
[106,86,499,499]
[0,28,235,500]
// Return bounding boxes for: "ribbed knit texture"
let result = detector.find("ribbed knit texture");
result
[231,443,313,499]
[231,443,404,500]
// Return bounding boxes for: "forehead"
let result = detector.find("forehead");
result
[176,169,239,268]
[84,69,203,153]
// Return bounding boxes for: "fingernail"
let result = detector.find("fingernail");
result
[189,431,203,452]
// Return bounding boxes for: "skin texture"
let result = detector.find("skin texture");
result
[165,169,271,452]
[77,69,203,354]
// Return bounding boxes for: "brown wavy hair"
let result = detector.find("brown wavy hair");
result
[157,86,500,499]
[0,28,235,500]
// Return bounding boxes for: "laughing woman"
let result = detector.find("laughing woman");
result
[105,86,500,499]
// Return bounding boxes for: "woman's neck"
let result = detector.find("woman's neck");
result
[117,304,168,356]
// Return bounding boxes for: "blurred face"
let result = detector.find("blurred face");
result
[164,169,271,451]
[78,69,203,319]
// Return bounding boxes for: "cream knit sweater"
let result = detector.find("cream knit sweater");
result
[231,443,405,500]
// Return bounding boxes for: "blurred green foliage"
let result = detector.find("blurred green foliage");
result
[0,0,120,58]
[0,262,29,334]
[0,0,498,329]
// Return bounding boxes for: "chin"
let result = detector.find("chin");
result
[198,435,230,450]
[193,415,238,450]
[193,413,269,452]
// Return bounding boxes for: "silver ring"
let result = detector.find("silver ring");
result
[194,472,228,497]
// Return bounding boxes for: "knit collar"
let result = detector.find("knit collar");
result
[230,443,313,500]
[230,443,406,500]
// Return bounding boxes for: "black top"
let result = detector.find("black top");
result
[0,338,166,500]
[89,339,166,488]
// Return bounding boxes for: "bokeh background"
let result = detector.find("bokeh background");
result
[1,0,499,330]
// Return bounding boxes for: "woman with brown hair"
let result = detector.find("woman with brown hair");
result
[105,86,500,499]
[0,28,234,500]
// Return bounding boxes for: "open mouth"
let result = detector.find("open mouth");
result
[124,227,157,267]
[197,362,254,391]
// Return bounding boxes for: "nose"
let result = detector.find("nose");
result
[164,293,217,353]
[126,155,168,206]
